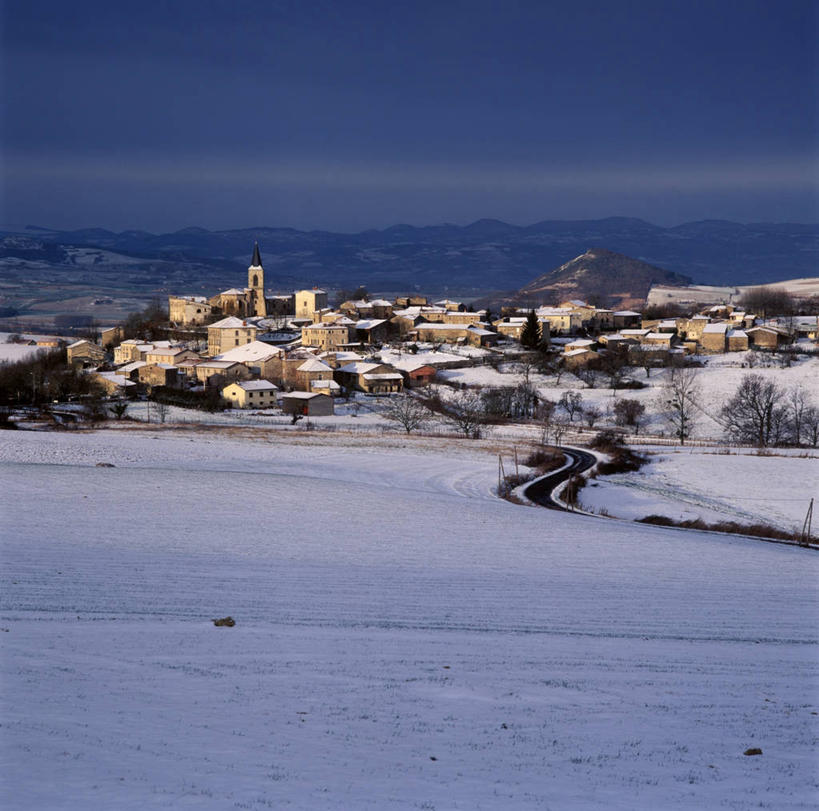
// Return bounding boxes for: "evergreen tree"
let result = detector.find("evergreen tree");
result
[520,310,541,348]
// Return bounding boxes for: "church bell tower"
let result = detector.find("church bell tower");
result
[248,242,267,317]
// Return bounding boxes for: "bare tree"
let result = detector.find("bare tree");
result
[613,398,646,434]
[599,347,629,391]
[442,390,485,438]
[785,385,810,445]
[559,390,584,422]
[662,367,700,445]
[381,394,431,434]
[738,286,795,320]
[802,407,819,447]
[631,347,654,378]
[583,403,602,428]
[721,373,785,447]
[550,416,571,445]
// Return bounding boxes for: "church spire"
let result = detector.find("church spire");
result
[251,241,262,268]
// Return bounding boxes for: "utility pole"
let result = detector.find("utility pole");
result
[800,498,814,547]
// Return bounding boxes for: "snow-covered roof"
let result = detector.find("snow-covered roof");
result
[229,380,278,392]
[702,323,728,334]
[566,338,595,348]
[281,391,326,400]
[303,322,348,331]
[318,350,361,360]
[196,360,241,369]
[297,358,333,372]
[310,379,341,390]
[215,341,282,363]
[95,371,135,387]
[117,360,147,372]
[338,361,382,373]
[362,373,403,381]
[145,346,189,357]
[209,316,256,329]
[68,339,92,348]
[564,348,591,357]
[644,332,672,341]
[727,329,748,338]
[368,299,392,306]
[220,288,248,296]
[620,329,650,336]
[613,310,641,317]
[353,319,387,330]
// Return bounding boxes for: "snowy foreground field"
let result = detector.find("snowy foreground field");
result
[1,428,817,809]
[580,448,818,530]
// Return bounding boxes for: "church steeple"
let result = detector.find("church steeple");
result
[248,241,266,317]
[251,241,262,269]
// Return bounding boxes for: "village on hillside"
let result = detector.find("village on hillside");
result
[2,242,818,447]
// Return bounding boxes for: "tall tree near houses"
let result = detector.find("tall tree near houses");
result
[520,310,541,349]
[721,373,785,447]
[662,367,700,445]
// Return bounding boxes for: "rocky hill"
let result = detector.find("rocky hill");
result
[512,248,692,309]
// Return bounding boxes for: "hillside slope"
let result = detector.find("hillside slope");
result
[512,248,692,308]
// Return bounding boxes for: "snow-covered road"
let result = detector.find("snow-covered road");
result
[1,428,817,809]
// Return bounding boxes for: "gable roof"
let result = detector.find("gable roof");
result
[209,316,257,329]
[297,358,334,372]
[215,340,282,363]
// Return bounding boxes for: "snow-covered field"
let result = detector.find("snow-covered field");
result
[580,448,818,529]
[436,353,819,440]
[1,428,817,809]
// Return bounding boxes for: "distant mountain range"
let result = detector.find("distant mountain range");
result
[1,217,817,296]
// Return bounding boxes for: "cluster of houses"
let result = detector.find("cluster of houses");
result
[62,243,818,414]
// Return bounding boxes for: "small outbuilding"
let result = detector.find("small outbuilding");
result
[280,391,335,417]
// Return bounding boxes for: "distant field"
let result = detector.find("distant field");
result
[647,277,819,307]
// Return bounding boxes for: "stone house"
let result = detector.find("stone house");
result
[301,323,350,350]
[194,360,252,388]
[222,379,279,409]
[168,296,215,325]
[137,363,180,390]
[746,326,792,350]
[295,289,329,319]
[394,295,428,308]
[335,361,404,394]
[727,329,749,352]
[611,311,642,329]
[408,323,498,347]
[207,317,259,355]
[144,347,200,366]
[295,358,336,391]
[563,348,599,368]
[66,339,107,368]
[700,323,729,352]
[214,340,283,379]
[350,319,390,345]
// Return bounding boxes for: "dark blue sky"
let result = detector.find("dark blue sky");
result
[3,0,817,231]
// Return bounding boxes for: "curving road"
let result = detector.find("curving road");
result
[522,447,597,511]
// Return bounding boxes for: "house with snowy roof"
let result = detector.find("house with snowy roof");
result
[301,322,350,351]
[295,357,335,391]
[207,317,259,355]
[214,340,282,379]
[281,391,334,416]
[222,379,279,409]
[66,339,107,368]
[335,361,404,394]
